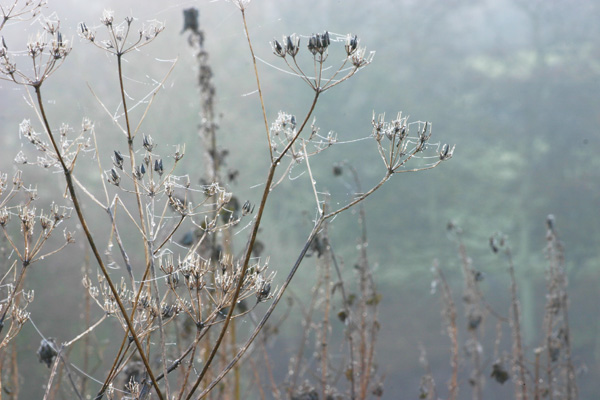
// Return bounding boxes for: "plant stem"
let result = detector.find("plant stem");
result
[34,85,163,400]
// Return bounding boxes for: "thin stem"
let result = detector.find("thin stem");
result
[34,85,163,400]
[241,8,272,161]
[505,247,528,400]
[186,41,322,400]
[194,219,325,398]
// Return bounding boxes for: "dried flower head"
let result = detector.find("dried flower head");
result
[308,31,330,56]
[345,34,359,56]
[271,38,286,58]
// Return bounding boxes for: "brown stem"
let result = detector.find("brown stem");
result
[505,248,528,400]
[33,85,163,400]
[241,9,272,161]
[185,79,321,400]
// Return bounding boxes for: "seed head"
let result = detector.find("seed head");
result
[133,164,146,180]
[113,150,124,170]
[154,158,163,175]
[256,281,271,302]
[271,38,286,58]
[101,9,114,26]
[308,31,330,55]
[345,34,359,56]
[285,34,300,57]
[108,168,121,186]
[142,134,155,152]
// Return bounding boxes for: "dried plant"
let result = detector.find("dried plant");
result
[428,218,578,400]
[0,1,452,399]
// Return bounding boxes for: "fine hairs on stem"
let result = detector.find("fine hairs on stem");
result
[0,2,453,399]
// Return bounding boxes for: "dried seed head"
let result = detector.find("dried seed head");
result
[108,168,121,186]
[0,208,9,226]
[271,38,286,58]
[439,143,455,161]
[78,22,95,42]
[308,31,330,56]
[142,134,155,152]
[345,34,359,56]
[242,200,254,216]
[141,22,164,41]
[351,47,374,68]
[1,36,8,54]
[285,34,300,57]
[256,281,271,302]
[133,164,146,180]
[101,9,114,26]
[113,150,124,169]
[154,158,163,175]
[174,144,185,161]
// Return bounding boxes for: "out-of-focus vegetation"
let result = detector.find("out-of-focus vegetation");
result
[0,0,598,398]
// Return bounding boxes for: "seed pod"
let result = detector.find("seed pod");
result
[113,150,124,169]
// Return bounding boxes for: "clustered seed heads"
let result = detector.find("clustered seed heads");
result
[371,112,454,173]
[79,11,164,56]
[17,118,92,171]
[0,18,71,86]
[270,31,373,93]
[0,170,71,353]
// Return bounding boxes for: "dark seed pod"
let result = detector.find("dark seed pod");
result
[142,134,155,152]
[154,158,163,175]
[113,150,124,170]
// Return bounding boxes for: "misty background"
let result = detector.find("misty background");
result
[0,0,598,398]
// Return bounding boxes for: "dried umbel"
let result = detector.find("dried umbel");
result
[270,31,373,93]
[79,11,164,55]
[0,18,71,86]
[370,112,454,173]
